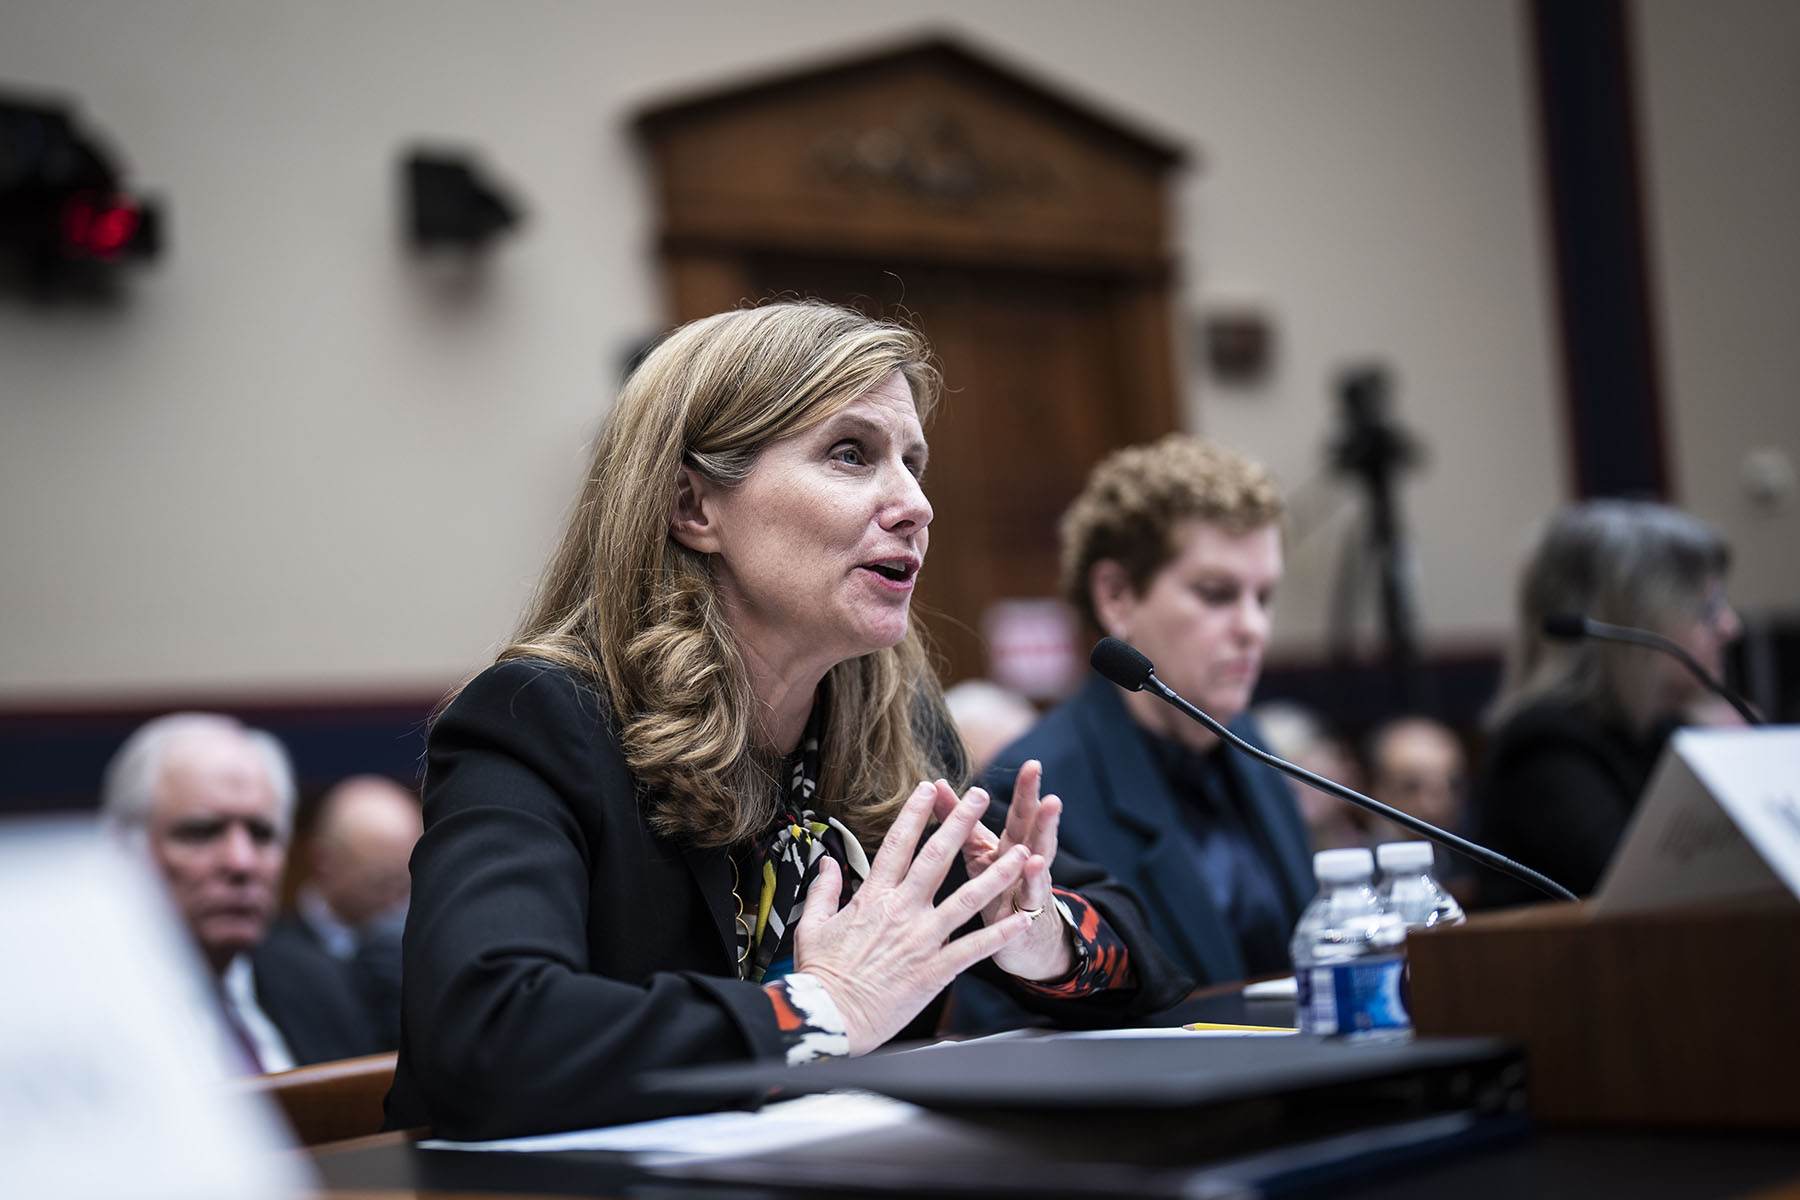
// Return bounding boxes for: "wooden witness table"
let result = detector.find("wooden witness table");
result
[306,978,1800,1200]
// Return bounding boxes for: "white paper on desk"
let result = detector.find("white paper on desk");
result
[0,818,309,1200]
[421,1090,922,1162]
[902,1023,1294,1050]
[1592,726,1800,915]
[1049,1026,1296,1039]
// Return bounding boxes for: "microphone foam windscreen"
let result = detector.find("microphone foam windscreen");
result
[1541,612,1590,641]
[1090,637,1154,692]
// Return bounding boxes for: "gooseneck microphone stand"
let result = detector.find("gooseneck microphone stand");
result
[1091,637,1578,903]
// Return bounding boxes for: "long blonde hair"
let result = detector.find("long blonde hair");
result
[499,301,957,849]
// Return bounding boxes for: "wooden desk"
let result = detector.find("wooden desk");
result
[1407,900,1800,1127]
[307,979,1800,1198]
[309,1124,1800,1199]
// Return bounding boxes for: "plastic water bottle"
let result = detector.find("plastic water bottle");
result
[1376,841,1466,930]
[1291,847,1410,1037]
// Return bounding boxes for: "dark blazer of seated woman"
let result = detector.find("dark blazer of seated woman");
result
[982,674,1316,988]
[1470,698,1673,908]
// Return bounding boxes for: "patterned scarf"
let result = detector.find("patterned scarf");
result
[734,709,871,983]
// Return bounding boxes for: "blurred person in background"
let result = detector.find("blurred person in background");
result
[1364,715,1471,895]
[1471,499,1741,908]
[944,679,1039,775]
[980,436,1314,993]
[293,775,422,954]
[1252,699,1369,854]
[284,774,422,1049]
[101,714,379,1073]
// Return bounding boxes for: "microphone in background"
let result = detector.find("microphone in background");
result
[1089,637,1577,903]
[1541,612,1761,726]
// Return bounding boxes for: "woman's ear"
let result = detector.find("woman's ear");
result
[1089,559,1137,641]
[669,465,722,554]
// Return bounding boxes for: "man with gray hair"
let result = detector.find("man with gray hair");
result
[101,713,378,1073]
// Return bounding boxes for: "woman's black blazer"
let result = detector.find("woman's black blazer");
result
[384,659,1189,1140]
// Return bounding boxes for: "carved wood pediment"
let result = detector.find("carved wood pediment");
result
[635,36,1188,272]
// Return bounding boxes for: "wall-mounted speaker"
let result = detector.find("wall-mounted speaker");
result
[403,150,522,250]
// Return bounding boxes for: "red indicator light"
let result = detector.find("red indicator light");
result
[90,205,137,256]
[60,194,140,260]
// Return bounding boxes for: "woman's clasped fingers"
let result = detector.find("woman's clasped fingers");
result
[999,759,1045,855]
[863,781,938,889]
[989,761,1061,905]
[936,842,1032,935]
[1022,788,1062,865]
[793,818,1030,1055]
[935,857,1040,976]
[893,785,991,905]
[928,779,1004,869]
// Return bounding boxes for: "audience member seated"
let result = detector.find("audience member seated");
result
[979,436,1315,994]
[1252,699,1370,853]
[292,775,422,955]
[101,714,381,1073]
[1364,715,1472,895]
[384,303,1189,1139]
[944,679,1039,774]
[284,774,422,1049]
[1471,499,1741,908]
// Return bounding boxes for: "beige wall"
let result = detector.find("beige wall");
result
[0,0,1781,699]
[1635,0,1800,614]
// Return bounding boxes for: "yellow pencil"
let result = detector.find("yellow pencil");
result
[1181,1021,1296,1032]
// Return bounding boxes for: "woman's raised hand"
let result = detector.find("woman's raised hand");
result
[792,781,1035,1055]
[929,760,1074,982]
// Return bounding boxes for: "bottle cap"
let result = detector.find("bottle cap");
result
[1376,841,1434,871]
[1313,847,1375,882]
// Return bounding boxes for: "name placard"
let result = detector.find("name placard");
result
[0,819,308,1199]
[1593,727,1800,916]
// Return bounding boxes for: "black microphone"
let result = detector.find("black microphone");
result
[1090,637,1577,903]
[1541,612,1760,726]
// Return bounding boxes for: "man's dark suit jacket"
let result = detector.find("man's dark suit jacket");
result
[982,675,1317,989]
[384,659,1192,1142]
[270,911,404,1052]
[250,922,383,1067]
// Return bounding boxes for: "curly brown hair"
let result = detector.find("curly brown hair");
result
[1059,434,1284,631]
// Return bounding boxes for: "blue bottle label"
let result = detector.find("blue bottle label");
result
[1298,955,1409,1034]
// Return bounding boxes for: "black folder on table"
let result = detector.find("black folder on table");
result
[639,1034,1529,1197]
